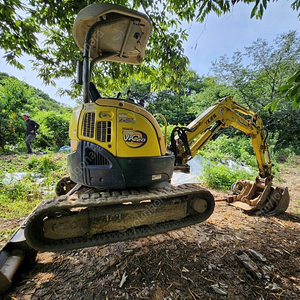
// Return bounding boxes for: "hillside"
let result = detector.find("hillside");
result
[0,73,72,154]
[0,154,299,299]
[0,72,72,113]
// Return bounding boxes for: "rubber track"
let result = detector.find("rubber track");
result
[24,184,215,252]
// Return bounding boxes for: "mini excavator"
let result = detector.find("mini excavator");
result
[0,3,290,294]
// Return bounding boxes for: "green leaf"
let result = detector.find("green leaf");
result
[289,85,300,97]
[259,4,264,18]
[278,84,293,91]
[287,71,300,83]
[292,99,298,109]
[263,0,267,9]
[271,98,280,112]
[250,5,258,18]
[295,72,300,82]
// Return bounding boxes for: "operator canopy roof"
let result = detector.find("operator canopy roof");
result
[73,3,152,65]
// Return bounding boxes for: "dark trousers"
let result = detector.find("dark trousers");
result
[25,133,36,153]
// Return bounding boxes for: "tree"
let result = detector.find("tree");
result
[278,69,300,108]
[1,1,299,97]
[0,77,32,153]
[211,31,300,150]
[35,111,71,151]
[212,31,300,109]
[0,74,72,153]
[145,70,204,125]
[188,76,237,115]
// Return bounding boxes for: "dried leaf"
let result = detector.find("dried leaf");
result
[211,284,227,295]
[119,271,128,288]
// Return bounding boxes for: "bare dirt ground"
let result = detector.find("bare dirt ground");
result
[1,162,300,300]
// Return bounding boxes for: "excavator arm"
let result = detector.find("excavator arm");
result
[170,96,289,216]
[170,96,272,179]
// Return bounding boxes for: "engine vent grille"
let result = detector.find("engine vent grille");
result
[83,112,95,138]
[85,148,110,166]
[96,121,112,142]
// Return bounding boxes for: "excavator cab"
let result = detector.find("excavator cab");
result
[67,3,177,190]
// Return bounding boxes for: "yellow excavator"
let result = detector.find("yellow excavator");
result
[0,3,289,294]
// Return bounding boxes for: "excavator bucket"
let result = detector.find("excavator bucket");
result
[226,177,290,216]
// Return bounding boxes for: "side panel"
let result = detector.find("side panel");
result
[73,100,164,158]
[69,104,83,140]
[68,99,174,189]
[117,108,161,157]
[95,99,166,156]
[77,103,117,156]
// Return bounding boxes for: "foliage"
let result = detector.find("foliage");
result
[1,1,299,98]
[0,74,71,154]
[188,77,238,115]
[34,111,71,151]
[211,31,300,150]
[0,177,42,219]
[278,69,300,108]
[198,134,257,167]
[273,148,295,163]
[26,154,65,177]
[0,154,68,220]
[212,31,300,109]
[200,161,254,190]
[0,76,31,152]
[146,70,203,125]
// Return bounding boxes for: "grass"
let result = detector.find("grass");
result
[0,153,68,220]
[0,153,69,244]
[199,160,255,191]
[0,228,16,244]
[0,151,299,245]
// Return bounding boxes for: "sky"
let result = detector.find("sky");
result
[184,1,299,75]
[0,1,299,108]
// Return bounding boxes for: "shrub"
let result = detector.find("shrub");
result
[200,161,254,190]
[0,154,68,220]
[27,154,66,177]
[273,148,295,163]
[0,177,43,219]
[198,134,257,167]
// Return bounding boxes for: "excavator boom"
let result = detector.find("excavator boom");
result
[170,96,289,216]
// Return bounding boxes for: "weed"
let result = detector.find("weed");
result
[0,228,17,244]
[0,153,68,221]
[198,135,257,167]
[274,148,295,163]
[200,161,254,191]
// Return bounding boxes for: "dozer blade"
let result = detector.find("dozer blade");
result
[226,177,290,216]
[0,225,34,294]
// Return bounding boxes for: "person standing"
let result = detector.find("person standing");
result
[22,112,40,154]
